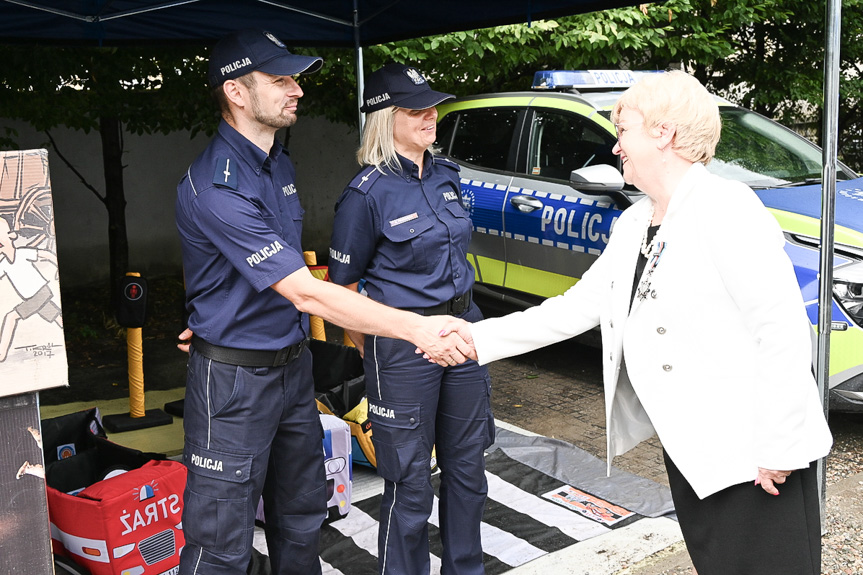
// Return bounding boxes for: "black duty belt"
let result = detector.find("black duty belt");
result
[407,290,472,317]
[191,335,307,367]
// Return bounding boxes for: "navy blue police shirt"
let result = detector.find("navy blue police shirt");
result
[176,120,309,349]
[328,152,474,309]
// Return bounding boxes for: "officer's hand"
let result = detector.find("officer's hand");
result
[177,328,194,354]
[438,321,477,361]
[419,332,469,367]
[413,316,472,366]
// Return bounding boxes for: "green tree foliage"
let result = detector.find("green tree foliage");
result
[297,2,772,121]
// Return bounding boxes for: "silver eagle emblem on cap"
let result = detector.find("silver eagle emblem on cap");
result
[264,31,286,49]
[405,68,426,85]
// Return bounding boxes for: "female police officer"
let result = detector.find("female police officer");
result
[328,63,494,575]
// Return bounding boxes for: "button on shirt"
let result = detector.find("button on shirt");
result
[328,153,474,309]
[176,120,309,349]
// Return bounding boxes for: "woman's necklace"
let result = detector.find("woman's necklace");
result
[640,203,656,257]
[635,201,668,301]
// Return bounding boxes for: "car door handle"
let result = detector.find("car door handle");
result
[510,195,543,213]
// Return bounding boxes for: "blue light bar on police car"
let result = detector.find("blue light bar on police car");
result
[532,70,659,91]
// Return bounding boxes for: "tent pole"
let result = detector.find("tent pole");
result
[816,0,841,529]
[354,0,365,136]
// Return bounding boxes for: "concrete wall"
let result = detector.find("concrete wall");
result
[1,116,360,286]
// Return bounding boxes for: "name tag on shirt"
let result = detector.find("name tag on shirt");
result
[389,212,419,227]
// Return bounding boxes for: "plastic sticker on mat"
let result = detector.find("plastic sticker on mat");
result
[542,485,636,526]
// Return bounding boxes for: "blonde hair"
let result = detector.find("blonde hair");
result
[357,107,399,171]
[612,70,721,164]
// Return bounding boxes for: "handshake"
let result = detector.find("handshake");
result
[176,313,480,368]
[414,316,478,367]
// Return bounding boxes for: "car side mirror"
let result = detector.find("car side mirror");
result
[569,164,639,208]
[569,164,624,193]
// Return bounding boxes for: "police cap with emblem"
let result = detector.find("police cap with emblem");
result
[360,63,454,114]
[208,29,323,88]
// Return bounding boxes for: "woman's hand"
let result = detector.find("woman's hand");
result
[412,316,473,367]
[438,320,477,361]
[755,467,793,496]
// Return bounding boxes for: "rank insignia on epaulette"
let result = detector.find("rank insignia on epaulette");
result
[350,166,382,191]
[213,157,238,189]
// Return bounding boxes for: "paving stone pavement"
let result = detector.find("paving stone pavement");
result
[486,336,671,488]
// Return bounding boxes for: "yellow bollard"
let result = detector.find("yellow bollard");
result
[343,331,355,348]
[303,251,327,341]
[126,272,146,418]
[103,272,173,433]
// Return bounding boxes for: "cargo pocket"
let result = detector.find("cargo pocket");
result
[183,444,254,554]
[368,399,426,484]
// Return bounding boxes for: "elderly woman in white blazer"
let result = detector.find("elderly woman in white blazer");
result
[451,71,832,575]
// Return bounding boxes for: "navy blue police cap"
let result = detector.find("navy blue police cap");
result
[209,29,323,88]
[360,63,454,114]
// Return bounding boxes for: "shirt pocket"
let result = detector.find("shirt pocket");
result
[381,214,438,274]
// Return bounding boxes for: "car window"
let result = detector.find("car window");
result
[526,109,617,181]
[436,108,519,171]
[712,108,856,186]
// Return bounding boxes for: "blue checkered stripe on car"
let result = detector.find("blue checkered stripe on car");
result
[460,178,621,256]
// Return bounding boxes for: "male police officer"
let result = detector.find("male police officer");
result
[176,29,470,575]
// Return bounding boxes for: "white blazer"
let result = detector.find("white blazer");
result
[472,163,832,499]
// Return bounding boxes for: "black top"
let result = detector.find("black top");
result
[631,225,661,306]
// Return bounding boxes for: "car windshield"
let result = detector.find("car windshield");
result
[710,107,855,187]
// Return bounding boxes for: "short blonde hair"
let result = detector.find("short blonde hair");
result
[612,70,721,164]
[356,107,399,171]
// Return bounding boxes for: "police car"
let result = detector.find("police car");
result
[435,69,863,412]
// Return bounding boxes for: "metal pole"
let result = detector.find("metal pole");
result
[354,0,365,136]
[816,0,841,526]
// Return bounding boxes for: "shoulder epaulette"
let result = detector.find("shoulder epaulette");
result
[434,156,461,172]
[347,166,384,194]
[212,156,239,190]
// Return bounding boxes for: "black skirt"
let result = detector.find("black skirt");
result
[664,451,821,575]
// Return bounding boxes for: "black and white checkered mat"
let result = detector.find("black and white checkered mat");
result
[254,426,675,575]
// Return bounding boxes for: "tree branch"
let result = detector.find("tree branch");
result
[45,129,106,206]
